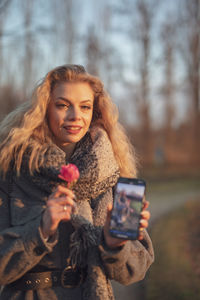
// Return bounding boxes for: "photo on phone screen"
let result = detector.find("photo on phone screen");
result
[109,177,146,240]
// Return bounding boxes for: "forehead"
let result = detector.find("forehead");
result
[51,81,94,102]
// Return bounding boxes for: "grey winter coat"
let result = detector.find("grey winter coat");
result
[0,127,154,300]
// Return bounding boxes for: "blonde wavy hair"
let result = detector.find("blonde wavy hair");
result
[0,64,137,177]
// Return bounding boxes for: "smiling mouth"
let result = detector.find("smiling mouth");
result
[63,126,82,133]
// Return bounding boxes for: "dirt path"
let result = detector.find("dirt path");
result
[149,189,200,225]
[112,187,200,300]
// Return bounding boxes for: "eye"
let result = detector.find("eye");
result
[81,105,92,110]
[56,103,69,109]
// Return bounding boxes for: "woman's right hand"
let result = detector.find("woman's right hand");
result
[41,185,76,239]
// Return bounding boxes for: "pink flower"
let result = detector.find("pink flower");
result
[58,164,80,187]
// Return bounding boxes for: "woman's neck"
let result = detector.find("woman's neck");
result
[58,142,76,161]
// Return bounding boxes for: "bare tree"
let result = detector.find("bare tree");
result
[100,4,113,88]
[160,21,176,163]
[178,0,200,164]
[0,0,19,120]
[84,3,124,93]
[62,0,77,63]
[0,0,12,84]
[134,0,157,165]
[0,0,10,14]
[51,0,78,64]
[0,16,4,83]
[110,0,158,165]
[22,0,35,97]
[85,26,101,76]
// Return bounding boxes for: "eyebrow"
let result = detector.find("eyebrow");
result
[56,97,93,103]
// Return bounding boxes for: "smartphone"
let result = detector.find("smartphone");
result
[109,177,146,240]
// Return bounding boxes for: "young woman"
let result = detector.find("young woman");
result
[0,65,154,300]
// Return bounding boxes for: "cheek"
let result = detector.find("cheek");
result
[85,115,93,128]
[87,111,93,125]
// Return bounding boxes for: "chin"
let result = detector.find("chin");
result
[63,135,84,144]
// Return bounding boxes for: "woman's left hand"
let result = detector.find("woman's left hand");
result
[138,201,150,240]
[103,201,150,249]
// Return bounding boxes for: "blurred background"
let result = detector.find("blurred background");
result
[0,0,200,299]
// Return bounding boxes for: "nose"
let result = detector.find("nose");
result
[67,106,81,121]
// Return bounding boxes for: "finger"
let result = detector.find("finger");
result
[47,196,76,208]
[44,207,72,227]
[107,203,113,218]
[60,203,73,214]
[51,185,75,199]
[140,219,148,228]
[104,203,113,231]
[60,211,72,222]
[140,210,150,220]
[138,233,144,240]
[138,226,145,240]
[142,201,149,210]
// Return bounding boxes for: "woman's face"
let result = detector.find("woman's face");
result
[47,82,94,152]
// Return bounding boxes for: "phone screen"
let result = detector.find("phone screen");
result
[109,177,146,240]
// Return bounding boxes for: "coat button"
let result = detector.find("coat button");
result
[34,246,44,256]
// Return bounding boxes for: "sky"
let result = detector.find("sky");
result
[1,0,188,128]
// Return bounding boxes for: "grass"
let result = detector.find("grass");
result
[146,198,200,300]
[140,166,200,193]
[147,176,200,194]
